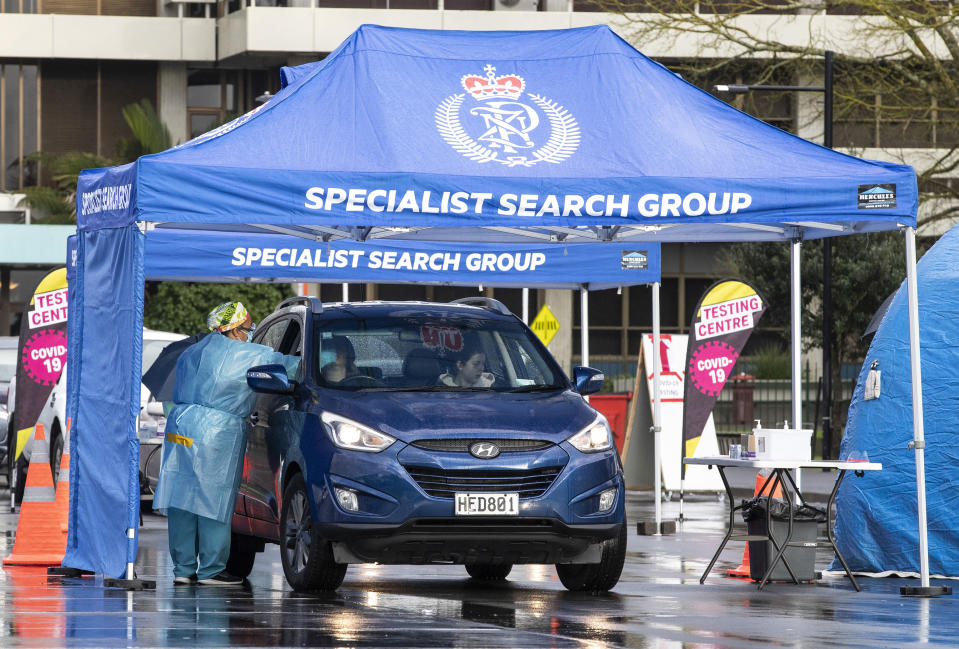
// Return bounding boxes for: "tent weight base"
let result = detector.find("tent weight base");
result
[900,586,951,598]
[47,567,94,578]
[636,520,677,536]
[104,577,156,591]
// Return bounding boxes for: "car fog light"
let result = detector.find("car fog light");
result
[335,488,359,512]
[598,488,616,513]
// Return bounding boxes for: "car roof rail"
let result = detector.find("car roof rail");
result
[277,296,324,314]
[449,297,512,316]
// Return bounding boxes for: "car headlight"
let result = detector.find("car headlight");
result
[321,412,396,453]
[567,417,613,453]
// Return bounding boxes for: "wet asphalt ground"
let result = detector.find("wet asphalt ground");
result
[0,477,956,648]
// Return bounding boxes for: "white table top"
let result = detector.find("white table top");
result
[684,456,883,471]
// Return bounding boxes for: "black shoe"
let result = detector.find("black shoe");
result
[198,572,243,585]
[173,574,198,585]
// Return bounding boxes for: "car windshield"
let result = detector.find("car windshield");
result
[314,315,566,392]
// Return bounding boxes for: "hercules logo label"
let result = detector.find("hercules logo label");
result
[435,65,580,168]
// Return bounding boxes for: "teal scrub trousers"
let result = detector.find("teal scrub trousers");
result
[167,507,231,580]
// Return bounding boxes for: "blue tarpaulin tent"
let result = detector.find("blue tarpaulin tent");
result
[834,225,959,576]
[68,24,924,581]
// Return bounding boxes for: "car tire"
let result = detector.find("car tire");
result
[465,562,512,581]
[555,520,627,592]
[13,454,27,506]
[50,430,64,486]
[226,533,259,579]
[279,473,347,592]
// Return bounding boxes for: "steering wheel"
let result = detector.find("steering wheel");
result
[338,374,384,388]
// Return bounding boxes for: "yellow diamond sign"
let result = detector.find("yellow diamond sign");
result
[530,305,560,347]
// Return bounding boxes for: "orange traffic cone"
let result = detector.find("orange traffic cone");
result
[3,424,66,566]
[726,470,783,578]
[55,419,71,535]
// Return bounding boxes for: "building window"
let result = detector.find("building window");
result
[1,63,38,192]
[836,90,959,149]
[1,0,37,12]
[187,69,276,139]
[187,69,238,138]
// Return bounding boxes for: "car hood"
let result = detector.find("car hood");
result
[318,389,598,444]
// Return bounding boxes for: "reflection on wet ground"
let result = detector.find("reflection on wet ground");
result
[0,491,956,648]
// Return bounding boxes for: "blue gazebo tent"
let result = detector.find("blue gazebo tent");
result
[67,25,926,583]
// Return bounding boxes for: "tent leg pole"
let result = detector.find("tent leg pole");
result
[652,282,662,532]
[580,287,589,403]
[522,288,529,324]
[900,227,950,597]
[103,529,156,591]
[342,283,349,303]
[790,239,802,501]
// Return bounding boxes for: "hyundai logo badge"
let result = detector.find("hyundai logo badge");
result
[469,442,500,459]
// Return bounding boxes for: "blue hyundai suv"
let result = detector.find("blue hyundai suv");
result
[232,296,626,592]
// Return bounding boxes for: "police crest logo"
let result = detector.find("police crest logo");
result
[435,65,580,168]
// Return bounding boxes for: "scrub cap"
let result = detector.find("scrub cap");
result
[207,301,249,332]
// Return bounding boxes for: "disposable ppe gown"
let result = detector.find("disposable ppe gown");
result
[153,333,298,523]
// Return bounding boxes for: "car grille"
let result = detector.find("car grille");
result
[411,439,553,453]
[403,465,562,499]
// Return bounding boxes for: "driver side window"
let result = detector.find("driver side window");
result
[256,319,289,352]
[278,320,304,381]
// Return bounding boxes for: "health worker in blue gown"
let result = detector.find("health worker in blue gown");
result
[153,301,298,586]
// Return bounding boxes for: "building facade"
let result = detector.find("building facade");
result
[0,1,955,375]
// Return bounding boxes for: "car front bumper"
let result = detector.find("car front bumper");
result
[323,517,621,565]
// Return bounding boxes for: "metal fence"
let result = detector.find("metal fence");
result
[711,377,855,433]
[607,373,857,458]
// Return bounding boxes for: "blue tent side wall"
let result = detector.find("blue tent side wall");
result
[63,225,144,578]
[833,225,959,576]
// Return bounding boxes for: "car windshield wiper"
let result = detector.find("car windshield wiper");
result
[357,385,494,392]
[508,384,565,393]
[348,385,456,392]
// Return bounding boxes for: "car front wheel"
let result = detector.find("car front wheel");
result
[555,520,627,592]
[279,473,347,592]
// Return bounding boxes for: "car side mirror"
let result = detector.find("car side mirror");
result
[247,364,293,395]
[572,366,605,396]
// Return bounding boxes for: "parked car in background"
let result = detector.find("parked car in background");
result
[0,336,16,471]
[137,329,188,505]
[7,328,185,504]
[232,297,626,593]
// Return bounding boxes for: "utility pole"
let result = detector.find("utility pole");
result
[714,50,836,458]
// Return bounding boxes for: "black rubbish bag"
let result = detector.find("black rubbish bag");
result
[741,496,827,523]
[740,496,826,582]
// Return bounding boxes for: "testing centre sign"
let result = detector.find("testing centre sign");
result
[13,268,69,460]
[681,279,766,472]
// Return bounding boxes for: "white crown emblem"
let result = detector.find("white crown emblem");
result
[436,64,580,168]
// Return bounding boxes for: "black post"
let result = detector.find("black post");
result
[822,50,834,458]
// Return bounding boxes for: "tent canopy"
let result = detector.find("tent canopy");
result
[67,25,919,579]
[79,24,915,242]
[834,225,959,576]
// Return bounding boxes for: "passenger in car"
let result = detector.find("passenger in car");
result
[438,346,494,388]
[321,336,361,383]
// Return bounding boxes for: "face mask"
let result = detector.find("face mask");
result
[320,349,336,367]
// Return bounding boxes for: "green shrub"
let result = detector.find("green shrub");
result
[753,344,790,380]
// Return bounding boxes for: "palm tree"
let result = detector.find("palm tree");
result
[17,99,172,223]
